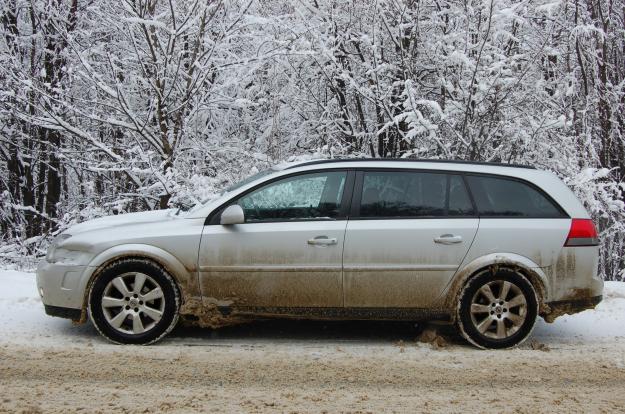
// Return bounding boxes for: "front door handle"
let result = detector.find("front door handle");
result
[434,234,463,245]
[307,236,338,246]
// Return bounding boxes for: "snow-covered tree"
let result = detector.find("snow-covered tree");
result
[0,0,623,279]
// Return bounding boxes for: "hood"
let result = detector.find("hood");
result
[66,209,177,235]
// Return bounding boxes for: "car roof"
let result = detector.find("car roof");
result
[281,158,536,171]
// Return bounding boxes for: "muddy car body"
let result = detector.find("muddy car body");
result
[37,159,603,348]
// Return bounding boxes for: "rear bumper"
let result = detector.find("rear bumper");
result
[542,295,602,323]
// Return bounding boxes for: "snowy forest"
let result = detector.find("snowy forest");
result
[0,0,623,279]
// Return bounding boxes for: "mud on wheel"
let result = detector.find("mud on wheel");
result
[456,269,538,349]
[88,259,180,345]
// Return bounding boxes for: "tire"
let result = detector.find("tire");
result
[456,269,538,349]
[88,258,180,345]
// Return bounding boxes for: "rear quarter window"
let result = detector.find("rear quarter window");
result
[466,175,566,218]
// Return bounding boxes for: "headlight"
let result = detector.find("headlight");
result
[45,234,72,263]
[47,248,86,265]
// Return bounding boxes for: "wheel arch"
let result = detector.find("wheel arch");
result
[76,244,197,323]
[443,253,550,320]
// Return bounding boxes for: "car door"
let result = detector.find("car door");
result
[198,170,352,308]
[343,170,479,308]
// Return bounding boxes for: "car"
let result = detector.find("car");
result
[36,158,603,348]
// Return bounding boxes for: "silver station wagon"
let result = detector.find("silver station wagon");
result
[37,159,603,349]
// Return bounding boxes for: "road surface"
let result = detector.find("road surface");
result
[1,271,625,413]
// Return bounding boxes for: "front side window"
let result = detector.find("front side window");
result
[236,171,347,222]
[466,175,565,217]
[359,171,474,218]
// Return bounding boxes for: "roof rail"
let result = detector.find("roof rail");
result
[285,158,536,170]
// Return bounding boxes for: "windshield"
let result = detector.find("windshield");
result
[222,169,275,194]
[182,168,276,215]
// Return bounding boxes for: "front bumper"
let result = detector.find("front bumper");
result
[36,259,90,313]
[44,304,82,320]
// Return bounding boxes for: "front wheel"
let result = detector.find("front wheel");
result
[456,270,538,349]
[88,259,180,345]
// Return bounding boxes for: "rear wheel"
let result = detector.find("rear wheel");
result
[88,259,180,345]
[456,269,538,349]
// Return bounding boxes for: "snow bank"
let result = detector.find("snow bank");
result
[0,270,96,345]
[533,281,625,342]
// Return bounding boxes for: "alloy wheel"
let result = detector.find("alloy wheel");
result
[468,279,528,340]
[101,272,165,335]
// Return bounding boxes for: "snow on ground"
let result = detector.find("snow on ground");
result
[2,270,625,413]
[534,280,625,343]
[0,270,97,346]
[1,269,624,346]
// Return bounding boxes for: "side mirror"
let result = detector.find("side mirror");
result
[220,205,245,225]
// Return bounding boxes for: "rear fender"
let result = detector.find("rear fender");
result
[440,253,551,318]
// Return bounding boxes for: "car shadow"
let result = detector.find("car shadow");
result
[166,319,465,346]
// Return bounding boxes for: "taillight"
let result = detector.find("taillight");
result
[564,219,599,247]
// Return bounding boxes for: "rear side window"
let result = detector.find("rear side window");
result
[466,175,565,218]
[359,171,474,218]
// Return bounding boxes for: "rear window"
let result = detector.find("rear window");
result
[466,175,565,218]
[359,171,474,218]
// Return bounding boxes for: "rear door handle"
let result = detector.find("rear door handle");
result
[307,236,338,246]
[434,234,463,245]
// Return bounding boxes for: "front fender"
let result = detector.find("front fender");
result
[77,244,200,316]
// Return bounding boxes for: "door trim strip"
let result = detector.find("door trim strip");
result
[343,264,458,271]
[199,265,340,272]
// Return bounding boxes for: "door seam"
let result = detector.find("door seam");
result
[341,219,348,308]
[436,217,481,302]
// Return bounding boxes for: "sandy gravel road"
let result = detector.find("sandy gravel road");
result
[1,319,625,414]
[1,272,625,413]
